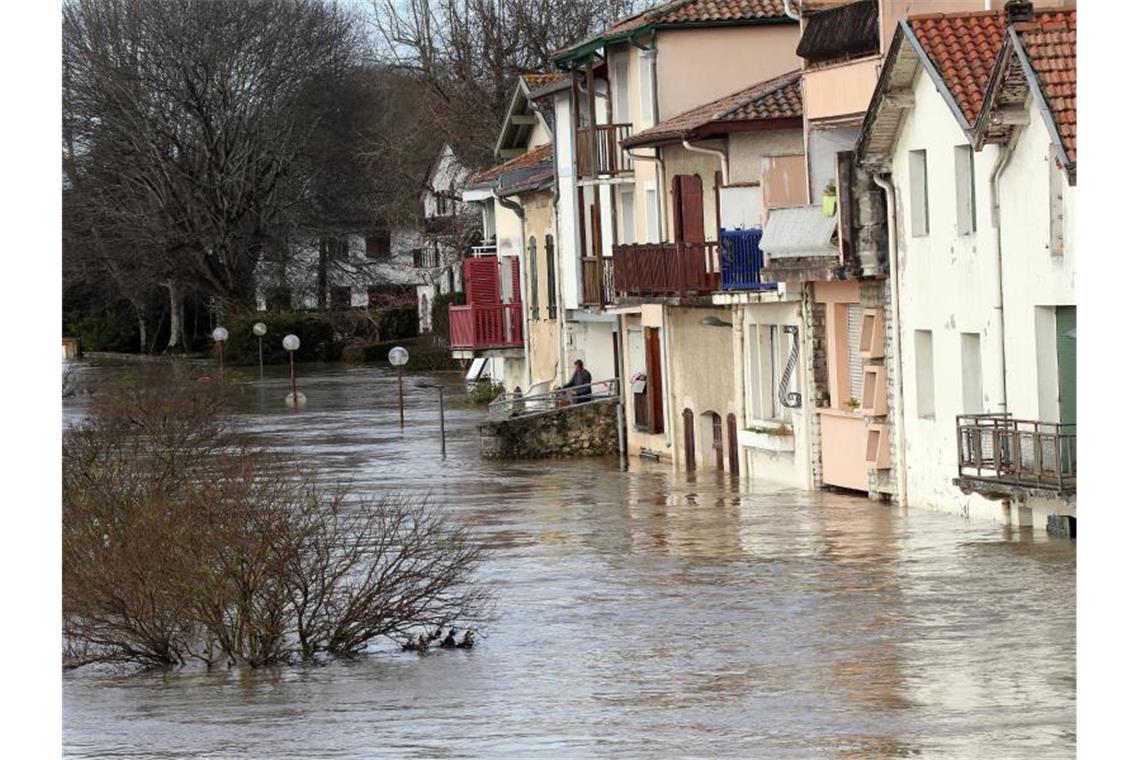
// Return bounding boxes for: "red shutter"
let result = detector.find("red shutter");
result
[464,256,501,305]
[681,174,705,243]
[510,256,521,304]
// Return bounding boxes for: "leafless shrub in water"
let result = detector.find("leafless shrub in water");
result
[63,374,490,670]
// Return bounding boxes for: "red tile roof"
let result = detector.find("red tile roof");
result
[555,0,790,60]
[1015,10,1076,163]
[521,72,568,91]
[907,7,1075,127]
[622,70,801,148]
[467,144,554,187]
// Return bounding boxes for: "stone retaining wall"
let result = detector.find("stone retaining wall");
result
[478,398,621,459]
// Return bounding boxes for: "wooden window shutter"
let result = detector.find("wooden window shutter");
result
[510,256,521,303]
[681,174,705,243]
[464,256,501,305]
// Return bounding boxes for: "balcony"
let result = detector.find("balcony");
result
[470,239,497,257]
[413,248,441,269]
[719,229,777,292]
[448,302,525,350]
[956,414,1076,497]
[581,256,615,307]
[612,241,720,298]
[576,123,633,180]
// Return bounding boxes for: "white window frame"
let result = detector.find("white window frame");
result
[915,329,935,419]
[909,149,929,237]
[644,182,660,244]
[954,144,976,235]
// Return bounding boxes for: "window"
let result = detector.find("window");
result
[612,53,630,124]
[528,236,539,321]
[961,332,983,413]
[330,286,351,311]
[954,145,976,235]
[748,324,791,423]
[1049,148,1065,256]
[638,50,655,127]
[620,187,636,244]
[909,150,929,237]
[365,230,391,260]
[915,329,935,419]
[845,305,864,408]
[545,235,557,319]
[645,184,660,243]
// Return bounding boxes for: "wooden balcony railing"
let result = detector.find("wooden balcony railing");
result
[957,414,1076,493]
[612,241,720,297]
[576,123,633,179]
[581,256,615,306]
[413,248,440,268]
[448,302,525,350]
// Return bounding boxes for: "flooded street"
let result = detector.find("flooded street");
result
[62,362,1075,758]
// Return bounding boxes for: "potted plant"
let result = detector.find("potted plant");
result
[844,397,861,413]
[822,181,838,217]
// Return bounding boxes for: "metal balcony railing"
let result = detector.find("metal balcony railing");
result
[576,124,633,180]
[720,228,777,291]
[448,302,524,350]
[957,413,1076,493]
[612,241,720,297]
[488,378,619,420]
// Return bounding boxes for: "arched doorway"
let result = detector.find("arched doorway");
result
[700,411,723,472]
[682,409,696,472]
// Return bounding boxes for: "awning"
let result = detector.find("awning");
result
[761,206,839,259]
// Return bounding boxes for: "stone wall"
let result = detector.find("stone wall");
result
[478,398,621,460]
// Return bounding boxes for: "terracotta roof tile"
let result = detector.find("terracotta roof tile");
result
[521,72,568,90]
[557,0,789,58]
[908,7,1074,127]
[622,70,800,148]
[1016,10,1076,162]
[467,144,554,187]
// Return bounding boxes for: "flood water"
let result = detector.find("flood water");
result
[62,361,1076,758]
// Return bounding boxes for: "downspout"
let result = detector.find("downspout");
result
[681,139,729,183]
[989,142,1015,414]
[551,144,568,386]
[782,0,801,21]
[494,188,532,388]
[873,172,907,509]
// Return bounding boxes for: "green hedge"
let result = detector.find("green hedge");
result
[222,311,343,365]
[431,291,465,343]
[342,335,461,371]
[63,305,138,353]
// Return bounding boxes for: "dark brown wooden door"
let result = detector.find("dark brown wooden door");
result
[645,327,665,435]
[711,412,723,471]
[672,174,705,243]
[683,409,696,472]
[727,413,739,476]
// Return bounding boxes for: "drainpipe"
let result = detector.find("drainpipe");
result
[782,0,801,21]
[551,140,569,386]
[494,188,532,388]
[682,139,729,183]
[873,172,907,509]
[989,142,1015,414]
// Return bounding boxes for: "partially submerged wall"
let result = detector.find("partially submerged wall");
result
[478,398,620,459]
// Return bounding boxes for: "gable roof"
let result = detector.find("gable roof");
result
[467,144,554,190]
[622,69,801,149]
[975,9,1075,180]
[857,6,1073,168]
[553,0,792,63]
[494,75,553,159]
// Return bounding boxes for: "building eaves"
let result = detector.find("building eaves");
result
[466,144,555,191]
[796,0,879,65]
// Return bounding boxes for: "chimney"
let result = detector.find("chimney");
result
[1005,0,1034,25]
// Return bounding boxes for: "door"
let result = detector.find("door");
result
[645,327,665,434]
[1055,306,1076,425]
[683,409,696,472]
[710,412,723,471]
[726,413,739,476]
[672,174,705,243]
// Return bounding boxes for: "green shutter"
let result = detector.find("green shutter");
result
[1055,306,1076,425]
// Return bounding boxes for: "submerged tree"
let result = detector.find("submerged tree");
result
[63,373,490,669]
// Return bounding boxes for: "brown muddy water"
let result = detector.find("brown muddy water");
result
[62,360,1075,759]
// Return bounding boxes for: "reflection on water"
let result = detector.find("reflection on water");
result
[63,361,1075,758]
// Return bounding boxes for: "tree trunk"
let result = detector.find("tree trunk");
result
[165,281,184,353]
[317,238,329,310]
[133,303,148,354]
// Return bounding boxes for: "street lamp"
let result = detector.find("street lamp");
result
[283,333,305,409]
[415,381,447,459]
[253,322,267,380]
[389,346,409,428]
[211,326,229,381]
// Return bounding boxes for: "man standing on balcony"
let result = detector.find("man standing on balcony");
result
[568,359,593,404]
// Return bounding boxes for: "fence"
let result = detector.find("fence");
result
[720,228,775,291]
[612,241,720,297]
[957,413,1076,492]
[488,378,619,420]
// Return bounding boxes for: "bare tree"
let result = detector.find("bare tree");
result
[63,372,490,670]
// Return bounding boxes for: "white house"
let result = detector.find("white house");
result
[417,144,479,333]
[856,2,1076,532]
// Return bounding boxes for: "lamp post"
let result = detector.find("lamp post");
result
[253,322,267,380]
[416,381,446,459]
[388,346,409,427]
[211,326,229,381]
[283,334,304,409]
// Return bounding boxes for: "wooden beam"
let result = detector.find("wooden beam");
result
[883,91,915,109]
[498,148,525,159]
[510,114,538,126]
[992,107,1030,126]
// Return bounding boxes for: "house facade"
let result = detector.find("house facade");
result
[857,1,1076,528]
[417,144,479,334]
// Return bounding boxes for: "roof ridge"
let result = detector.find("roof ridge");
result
[906,8,1001,23]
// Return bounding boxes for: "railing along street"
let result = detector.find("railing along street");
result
[488,378,619,420]
[957,413,1076,492]
[612,241,720,297]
